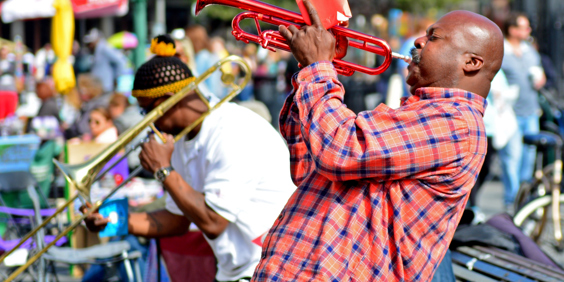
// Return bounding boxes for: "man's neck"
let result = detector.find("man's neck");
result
[185,123,202,140]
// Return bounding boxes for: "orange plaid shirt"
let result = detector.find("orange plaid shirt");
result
[252,62,487,281]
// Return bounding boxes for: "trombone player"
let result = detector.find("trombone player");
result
[82,35,296,282]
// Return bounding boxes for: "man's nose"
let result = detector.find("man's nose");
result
[414,36,427,49]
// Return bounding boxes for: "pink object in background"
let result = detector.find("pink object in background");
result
[107,31,139,50]
[71,0,128,19]
[0,91,18,120]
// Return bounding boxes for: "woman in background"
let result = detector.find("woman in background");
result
[88,107,118,143]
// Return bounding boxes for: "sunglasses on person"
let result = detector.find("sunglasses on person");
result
[89,118,101,125]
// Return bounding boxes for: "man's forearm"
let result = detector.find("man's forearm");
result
[163,171,229,239]
[128,210,189,238]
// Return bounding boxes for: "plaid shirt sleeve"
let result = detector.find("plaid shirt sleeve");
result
[279,76,314,187]
[290,62,471,183]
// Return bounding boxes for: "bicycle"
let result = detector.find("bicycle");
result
[513,131,563,251]
[513,88,564,252]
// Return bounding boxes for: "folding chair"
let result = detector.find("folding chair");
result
[42,241,143,282]
[0,135,67,281]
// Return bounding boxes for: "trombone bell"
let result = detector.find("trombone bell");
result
[53,158,99,202]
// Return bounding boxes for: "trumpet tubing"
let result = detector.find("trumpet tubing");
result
[2,55,252,282]
[196,0,404,76]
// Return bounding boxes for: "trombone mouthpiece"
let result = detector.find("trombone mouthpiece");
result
[392,52,412,64]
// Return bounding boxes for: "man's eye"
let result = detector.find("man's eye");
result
[429,35,437,41]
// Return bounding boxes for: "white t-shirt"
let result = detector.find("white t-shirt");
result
[165,102,296,281]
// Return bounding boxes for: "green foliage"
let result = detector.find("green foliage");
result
[394,0,464,13]
[194,0,299,21]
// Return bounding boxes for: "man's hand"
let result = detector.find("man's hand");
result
[80,202,109,233]
[279,0,336,67]
[334,21,349,60]
[139,133,175,173]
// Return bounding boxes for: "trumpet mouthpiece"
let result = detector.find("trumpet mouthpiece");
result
[392,52,411,64]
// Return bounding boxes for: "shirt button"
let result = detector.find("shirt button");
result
[278,213,284,220]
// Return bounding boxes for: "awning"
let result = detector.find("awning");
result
[1,0,56,23]
[72,0,128,19]
[0,0,128,23]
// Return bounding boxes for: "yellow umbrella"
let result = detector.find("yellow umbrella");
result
[51,0,75,94]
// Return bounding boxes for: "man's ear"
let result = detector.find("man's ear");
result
[463,53,484,73]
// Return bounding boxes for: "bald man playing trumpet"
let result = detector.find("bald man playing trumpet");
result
[252,0,504,281]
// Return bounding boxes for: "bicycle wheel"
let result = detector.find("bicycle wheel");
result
[515,161,557,208]
[514,174,552,212]
[514,194,564,252]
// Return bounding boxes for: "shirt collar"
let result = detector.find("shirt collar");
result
[402,87,487,115]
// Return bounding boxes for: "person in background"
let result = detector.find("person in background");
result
[108,93,145,170]
[0,45,16,92]
[470,69,520,221]
[60,87,82,131]
[531,38,559,98]
[34,43,56,81]
[88,107,118,144]
[185,25,224,97]
[238,44,258,102]
[35,78,60,121]
[83,28,128,93]
[108,93,143,135]
[171,28,197,72]
[501,12,546,207]
[64,74,111,140]
[210,36,232,78]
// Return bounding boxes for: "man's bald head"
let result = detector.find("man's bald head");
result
[448,11,504,81]
[406,10,504,98]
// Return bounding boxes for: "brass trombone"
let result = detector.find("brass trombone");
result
[1,55,251,281]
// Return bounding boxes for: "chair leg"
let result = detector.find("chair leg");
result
[122,250,134,282]
[28,185,46,282]
[133,258,142,282]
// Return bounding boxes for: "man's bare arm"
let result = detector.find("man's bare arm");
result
[163,172,229,240]
[128,210,190,238]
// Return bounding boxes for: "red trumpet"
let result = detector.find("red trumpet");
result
[195,0,409,76]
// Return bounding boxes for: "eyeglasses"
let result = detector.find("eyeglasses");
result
[88,119,101,125]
